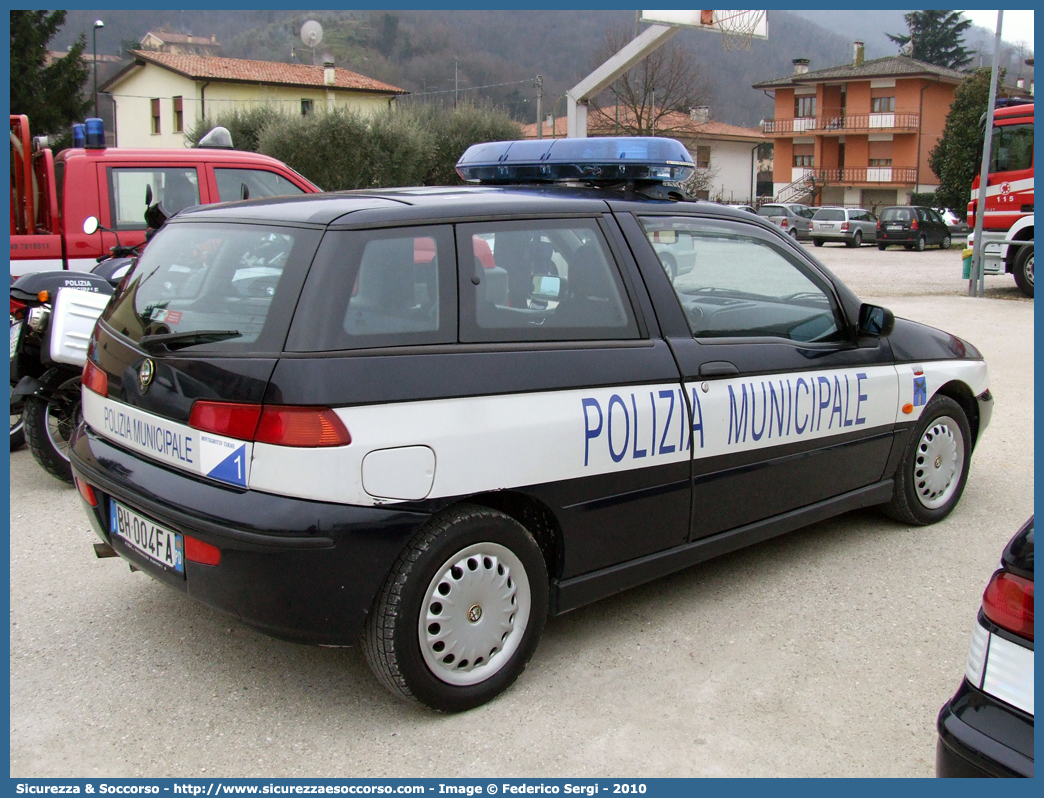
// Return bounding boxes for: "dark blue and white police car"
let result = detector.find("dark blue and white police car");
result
[70,138,993,711]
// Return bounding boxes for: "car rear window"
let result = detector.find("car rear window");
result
[102,221,321,353]
[880,207,913,222]
[813,209,845,221]
[757,206,784,217]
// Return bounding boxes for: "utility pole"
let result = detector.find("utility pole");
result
[454,60,459,108]
[92,19,104,118]
[535,75,544,139]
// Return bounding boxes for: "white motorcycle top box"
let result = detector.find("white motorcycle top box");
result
[49,287,111,366]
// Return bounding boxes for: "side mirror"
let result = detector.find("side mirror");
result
[145,185,153,206]
[240,183,250,201]
[531,274,563,300]
[83,216,100,235]
[857,303,895,338]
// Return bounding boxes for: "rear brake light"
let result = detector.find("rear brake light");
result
[83,359,108,397]
[780,218,788,228]
[840,221,850,231]
[982,571,1034,640]
[75,477,98,507]
[188,401,351,447]
[911,218,919,230]
[188,401,262,440]
[184,535,221,566]
[254,406,352,447]
[876,219,881,229]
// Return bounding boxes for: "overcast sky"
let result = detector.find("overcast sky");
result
[959,9,1034,52]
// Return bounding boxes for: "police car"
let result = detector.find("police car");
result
[69,137,993,712]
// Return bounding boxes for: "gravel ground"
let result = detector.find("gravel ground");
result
[9,242,1033,778]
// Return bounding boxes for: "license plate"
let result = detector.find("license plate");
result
[819,223,834,229]
[110,500,184,575]
[10,321,22,360]
[887,225,902,231]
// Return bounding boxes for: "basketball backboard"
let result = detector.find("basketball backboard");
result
[640,10,768,45]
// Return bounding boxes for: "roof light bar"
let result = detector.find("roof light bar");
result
[455,137,695,185]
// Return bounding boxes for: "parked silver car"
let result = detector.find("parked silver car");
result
[756,203,814,240]
[811,207,878,248]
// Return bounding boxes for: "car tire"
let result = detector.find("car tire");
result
[941,235,952,250]
[884,394,972,526]
[877,243,887,251]
[813,239,824,248]
[1013,244,1033,298]
[23,369,80,484]
[363,504,548,712]
[789,228,799,240]
[915,234,926,252]
[659,253,677,282]
[847,231,862,249]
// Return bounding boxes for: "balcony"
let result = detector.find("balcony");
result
[763,113,921,135]
[812,167,919,185]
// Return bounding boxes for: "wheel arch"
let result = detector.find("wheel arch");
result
[934,380,980,449]
[1004,219,1034,270]
[459,490,563,583]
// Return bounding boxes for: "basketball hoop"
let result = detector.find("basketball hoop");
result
[709,10,767,50]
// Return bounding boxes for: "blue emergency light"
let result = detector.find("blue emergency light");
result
[455,137,695,186]
[71,123,86,148]
[84,118,105,148]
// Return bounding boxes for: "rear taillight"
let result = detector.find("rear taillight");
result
[982,571,1034,641]
[876,219,881,229]
[254,405,352,447]
[780,218,789,228]
[188,401,262,440]
[911,218,919,230]
[184,535,221,566]
[10,298,26,318]
[840,221,850,231]
[83,359,108,397]
[74,476,98,507]
[188,401,351,447]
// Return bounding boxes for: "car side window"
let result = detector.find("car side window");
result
[639,216,844,344]
[285,226,456,352]
[457,220,639,343]
[107,167,200,230]
[214,168,307,202]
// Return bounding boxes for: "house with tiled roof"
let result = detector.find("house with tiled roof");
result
[521,106,769,203]
[752,44,967,208]
[139,30,222,57]
[100,50,408,148]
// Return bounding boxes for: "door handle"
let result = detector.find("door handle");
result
[698,361,739,377]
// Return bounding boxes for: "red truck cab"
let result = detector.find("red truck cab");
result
[10,115,319,278]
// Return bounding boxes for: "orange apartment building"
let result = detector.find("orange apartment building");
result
[753,43,966,209]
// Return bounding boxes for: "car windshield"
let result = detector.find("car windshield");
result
[813,209,845,221]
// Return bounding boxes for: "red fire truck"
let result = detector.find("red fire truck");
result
[10,115,319,278]
[967,102,1034,297]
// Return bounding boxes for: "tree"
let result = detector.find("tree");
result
[10,11,91,138]
[928,68,1002,219]
[589,25,715,137]
[887,11,973,70]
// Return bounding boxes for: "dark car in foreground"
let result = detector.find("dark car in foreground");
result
[69,137,993,712]
[937,517,1034,777]
[877,206,952,251]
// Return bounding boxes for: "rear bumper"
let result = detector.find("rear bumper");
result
[936,680,1034,778]
[69,423,430,645]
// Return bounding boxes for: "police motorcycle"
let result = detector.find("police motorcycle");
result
[10,200,168,481]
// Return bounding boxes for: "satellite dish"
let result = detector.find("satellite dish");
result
[300,20,323,48]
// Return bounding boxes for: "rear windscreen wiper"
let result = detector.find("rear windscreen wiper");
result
[139,329,242,352]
